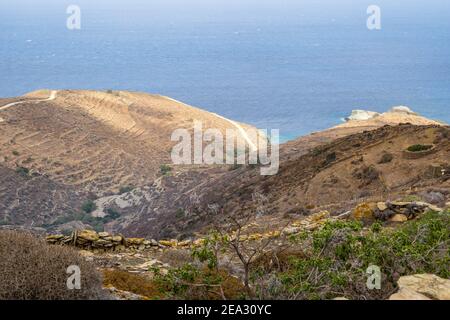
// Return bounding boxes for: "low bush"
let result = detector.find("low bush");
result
[102,269,161,299]
[0,231,107,300]
[152,265,245,300]
[378,152,393,164]
[15,166,29,177]
[252,211,449,300]
[160,164,172,176]
[82,200,97,214]
[119,185,134,194]
[407,144,433,152]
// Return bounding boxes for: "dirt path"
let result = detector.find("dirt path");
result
[0,90,57,112]
[162,95,258,152]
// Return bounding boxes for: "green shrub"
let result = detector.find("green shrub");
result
[407,144,433,152]
[106,208,120,220]
[378,152,393,164]
[256,211,449,300]
[82,200,97,214]
[119,185,134,194]
[160,164,172,176]
[15,166,29,177]
[151,264,244,300]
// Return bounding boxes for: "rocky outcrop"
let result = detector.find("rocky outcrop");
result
[350,201,443,224]
[344,106,419,122]
[345,110,380,121]
[389,274,450,300]
[388,106,418,115]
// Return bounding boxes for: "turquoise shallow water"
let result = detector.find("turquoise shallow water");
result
[1,1,449,141]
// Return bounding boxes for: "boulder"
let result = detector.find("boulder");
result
[389,214,408,223]
[93,239,114,247]
[282,226,302,236]
[389,287,431,300]
[177,239,192,247]
[98,232,110,238]
[159,240,177,247]
[376,202,388,211]
[415,202,443,213]
[419,191,445,205]
[77,230,99,242]
[350,202,376,224]
[311,210,330,222]
[126,238,145,246]
[112,235,124,243]
[389,274,450,300]
[46,234,64,242]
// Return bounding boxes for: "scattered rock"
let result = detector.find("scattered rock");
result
[377,202,388,211]
[389,214,408,223]
[283,226,302,236]
[78,230,99,242]
[373,201,442,221]
[126,238,145,246]
[350,202,376,224]
[389,274,450,300]
[159,240,178,247]
[311,210,330,222]
[419,191,445,205]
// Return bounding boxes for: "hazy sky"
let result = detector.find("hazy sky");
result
[2,0,450,24]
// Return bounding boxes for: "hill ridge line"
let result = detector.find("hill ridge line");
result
[161,95,258,152]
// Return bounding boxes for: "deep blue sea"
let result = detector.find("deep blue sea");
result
[1,0,449,141]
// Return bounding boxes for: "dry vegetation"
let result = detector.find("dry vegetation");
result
[0,230,107,300]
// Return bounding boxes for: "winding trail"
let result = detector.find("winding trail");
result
[0,90,57,123]
[162,95,258,152]
[0,90,57,112]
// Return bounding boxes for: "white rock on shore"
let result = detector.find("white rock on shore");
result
[345,110,380,121]
[388,105,418,115]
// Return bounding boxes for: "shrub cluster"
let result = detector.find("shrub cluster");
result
[407,144,433,152]
[0,231,107,300]
[251,211,449,300]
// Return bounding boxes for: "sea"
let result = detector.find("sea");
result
[1,0,449,141]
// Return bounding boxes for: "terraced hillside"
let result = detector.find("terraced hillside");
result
[0,90,260,195]
[0,164,85,228]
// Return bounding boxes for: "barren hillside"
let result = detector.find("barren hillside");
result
[1,91,448,238]
[0,90,259,195]
[112,124,449,238]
